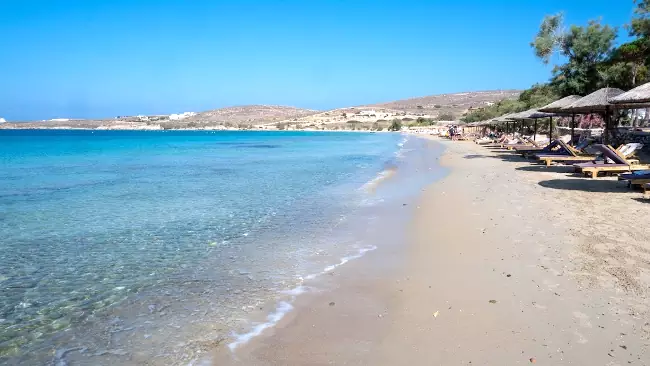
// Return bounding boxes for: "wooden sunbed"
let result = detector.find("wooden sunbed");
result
[574,145,650,178]
[618,170,650,189]
[502,137,543,151]
[514,140,563,156]
[644,183,650,198]
[535,140,596,167]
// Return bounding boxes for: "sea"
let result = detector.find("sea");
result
[0,130,445,365]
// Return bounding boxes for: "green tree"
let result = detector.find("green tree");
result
[518,83,560,108]
[532,14,617,96]
[388,119,402,131]
[602,39,648,88]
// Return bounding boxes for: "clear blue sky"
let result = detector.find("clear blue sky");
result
[0,0,636,121]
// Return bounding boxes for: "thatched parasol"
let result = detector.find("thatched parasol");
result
[560,88,625,143]
[560,88,624,113]
[490,113,519,134]
[609,82,650,107]
[539,95,583,142]
[538,95,583,113]
[507,109,555,141]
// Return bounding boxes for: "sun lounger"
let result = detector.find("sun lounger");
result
[573,144,650,178]
[501,137,542,151]
[535,140,596,166]
[644,183,650,198]
[514,140,564,156]
[618,170,650,188]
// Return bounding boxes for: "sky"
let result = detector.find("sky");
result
[0,0,637,121]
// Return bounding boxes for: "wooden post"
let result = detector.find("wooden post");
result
[533,119,538,141]
[548,116,553,141]
[604,106,611,145]
[571,113,576,145]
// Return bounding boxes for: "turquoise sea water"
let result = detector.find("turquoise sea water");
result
[0,130,444,365]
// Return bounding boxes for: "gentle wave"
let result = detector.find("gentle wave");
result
[225,245,377,352]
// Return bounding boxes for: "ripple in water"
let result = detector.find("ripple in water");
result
[0,130,416,365]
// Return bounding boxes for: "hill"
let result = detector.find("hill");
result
[0,90,521,130]
[366,90,522,116]
[270,90,522,130]
[0,105,319,130]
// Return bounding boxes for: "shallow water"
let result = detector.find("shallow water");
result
[0,130,444,365]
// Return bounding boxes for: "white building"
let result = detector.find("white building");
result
[169,111,197,120]
[0,118,6,123]
[358,110,376,116]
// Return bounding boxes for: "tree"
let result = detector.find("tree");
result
[388,119,402,131]
[518,83,560,108]
[532,14,618,96]
[602,39,648,88]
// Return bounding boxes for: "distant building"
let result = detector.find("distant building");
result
[50,118,69,122]
[0,118,6,123]
[136,115,149,121]
[169,112,197,120]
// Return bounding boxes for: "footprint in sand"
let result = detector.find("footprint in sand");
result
[572,311,593,328]
[532,302,547,310]
[573,330,589,344]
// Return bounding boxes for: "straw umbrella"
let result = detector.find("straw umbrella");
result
[539,95,582,143]
[492,113,517,133]
[507,109,555,141]
[610,82,650,127]
[610,82,650,106]
[560,88,625,144]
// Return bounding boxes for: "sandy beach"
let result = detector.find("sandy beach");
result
[212,135,650,365]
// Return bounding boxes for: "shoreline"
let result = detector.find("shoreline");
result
[1,131,414,365]
[212,136,650,365]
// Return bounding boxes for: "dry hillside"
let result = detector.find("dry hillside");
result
[1,90,521,130]
[187,105,319,124]
[367,90,521,116]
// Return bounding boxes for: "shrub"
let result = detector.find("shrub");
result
[388,119,402,131]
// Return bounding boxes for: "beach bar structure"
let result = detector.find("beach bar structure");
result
[560,88,624,144]
[539,95,582,143]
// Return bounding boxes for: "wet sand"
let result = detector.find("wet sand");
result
[213,136,650,365]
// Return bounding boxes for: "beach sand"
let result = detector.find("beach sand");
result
[212,136,650,365]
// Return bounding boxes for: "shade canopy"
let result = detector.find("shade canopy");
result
[491,113,518,123]
[538,95,583,113]
[507,108,554,120]
[609,82,650,107]
[560,88,625,113]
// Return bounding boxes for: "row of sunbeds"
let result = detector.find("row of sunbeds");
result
[474,134,650,199]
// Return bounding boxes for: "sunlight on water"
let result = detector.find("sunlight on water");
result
[0,130,444,365]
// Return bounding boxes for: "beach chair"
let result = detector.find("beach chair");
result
[482,135,509,147]
[503,137,540,151]
[534,140,596,167]
[514,137,581,157]
[618,170,650,189]
[644,183,650,198]
[513,139,560,156]
[573,144,650,178]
